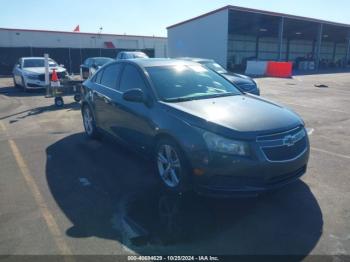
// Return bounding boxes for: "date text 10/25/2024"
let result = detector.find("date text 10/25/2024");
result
[127,256,220,261]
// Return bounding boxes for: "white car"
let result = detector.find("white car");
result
[13,57,68,91]
[116,51,149,60]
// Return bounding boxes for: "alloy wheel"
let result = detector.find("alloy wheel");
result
[157,144,181,188]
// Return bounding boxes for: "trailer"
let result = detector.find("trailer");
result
[46,77,83,107]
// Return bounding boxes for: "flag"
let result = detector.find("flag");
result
[73,25,80,32]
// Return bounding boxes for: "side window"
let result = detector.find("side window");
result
[119,64,147,92]
[93,69,103,84]
[100,63,122,89]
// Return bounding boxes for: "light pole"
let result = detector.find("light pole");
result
[98,27,103,56]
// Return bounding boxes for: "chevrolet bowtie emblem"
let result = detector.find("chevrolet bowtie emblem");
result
[283,135,297,147]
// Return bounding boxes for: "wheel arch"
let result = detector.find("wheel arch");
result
[153,132,193,169]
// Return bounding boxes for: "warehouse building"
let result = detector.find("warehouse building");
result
[0,28,167,75]
[167,5,350,72]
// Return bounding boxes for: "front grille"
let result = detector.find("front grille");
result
[262,138,307,161]
[257,126,302,142]
[257,126,308,161]
[38,72,66,81]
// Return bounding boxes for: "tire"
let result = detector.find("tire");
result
[74,94,81,102]
[82,105,99,139]
[54,97,64,107]
[13,76,19,88]
[21,76,27,92]
[155,138,191,193]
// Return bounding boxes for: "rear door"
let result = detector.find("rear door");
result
[93,63,123,134]
[111,64,155,152]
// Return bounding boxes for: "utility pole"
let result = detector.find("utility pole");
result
[98,27,103,56]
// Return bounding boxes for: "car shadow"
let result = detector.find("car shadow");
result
[0,102,80,122]
[0,85,46,97]
[46,133,323,256]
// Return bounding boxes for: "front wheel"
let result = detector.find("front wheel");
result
[155,138,191,193]
[21,76,27,92]
[13,76,19,88]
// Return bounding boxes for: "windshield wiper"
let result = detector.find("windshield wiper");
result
[164,93,239,103]
[198,92,238,99]
[163,97,196,103]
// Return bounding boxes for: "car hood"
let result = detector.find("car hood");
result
[23,67,66,74]
[161,95,302,139]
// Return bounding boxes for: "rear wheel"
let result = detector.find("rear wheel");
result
[155,138,191,193]
[82,105,99,139]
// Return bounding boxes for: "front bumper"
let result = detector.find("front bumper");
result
[188,132,310,197]
[24,78,46,89]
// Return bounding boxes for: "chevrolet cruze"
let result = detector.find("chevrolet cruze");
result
[81,59,309,197]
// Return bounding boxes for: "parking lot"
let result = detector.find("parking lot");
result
[0,73,349,257]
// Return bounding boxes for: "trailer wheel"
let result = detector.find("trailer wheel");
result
[55,97,64,107]
[74,94,81,102]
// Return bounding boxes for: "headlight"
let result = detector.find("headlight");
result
[203,131,250,156]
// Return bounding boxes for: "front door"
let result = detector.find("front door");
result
[109,64,155,153]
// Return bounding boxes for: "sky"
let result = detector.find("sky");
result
[1,0,349,37]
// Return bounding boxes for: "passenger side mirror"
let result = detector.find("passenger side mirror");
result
[122,89,145,103]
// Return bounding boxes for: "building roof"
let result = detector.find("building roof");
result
[0,27,167,40]
[167,5,350,29]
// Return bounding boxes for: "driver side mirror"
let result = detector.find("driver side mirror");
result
[122,88,145,103]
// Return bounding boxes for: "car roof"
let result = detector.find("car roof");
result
[21,57,53,60]
[176,57,214,63]
[89,57,113,59]
[121,51,145,54]
[125,58,201,68]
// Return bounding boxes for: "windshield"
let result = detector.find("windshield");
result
[93,58,113,66]
[23,59,57,68]
[203,62,228,74]
[23,59,45,68]
[146,64,241,102]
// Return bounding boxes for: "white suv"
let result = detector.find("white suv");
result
[13,57,68,91]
